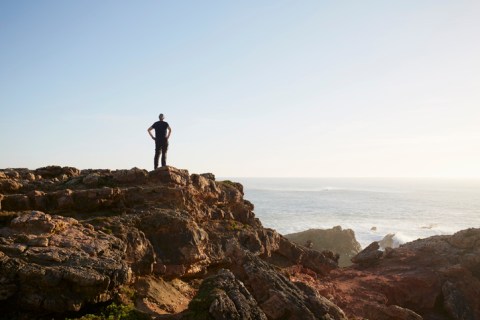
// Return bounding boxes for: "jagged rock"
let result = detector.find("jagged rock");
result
[191,174,220,195]
[442,281,474,320]
[447,228,480,249]
[2,194,30,211]
[0,211,130,315]
[83,173,102,186]
[112,167,148,184]
[200,173,215,181]
[0,179,23,194]
[10,211,56,234]
[285,226,362,267]
[315,229,480,319]
[361,303,423,320]
[149,166,190,186]
[186,269,267,320]
[351,241,383,266]
[95,217,156,275]
[24,172,36,181]
[34,166,80,179]
[1,165,478,320]
[229,249,347,320]
[138,212,210,278]
[27,190,47,211]
[276,235,339,275]
[2,188,115,213]
[4,169,20,179]
[134,276,195,315]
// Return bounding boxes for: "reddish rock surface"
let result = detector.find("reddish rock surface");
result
[288,229,480,320]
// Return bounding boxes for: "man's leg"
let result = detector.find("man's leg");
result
[161,140,169,167]
[154,144,161,169]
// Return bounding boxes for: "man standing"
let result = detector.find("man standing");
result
[148,113,172,169]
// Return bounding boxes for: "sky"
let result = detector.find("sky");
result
[1,1,479,177]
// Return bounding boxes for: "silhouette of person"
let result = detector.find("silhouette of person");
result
[148,113,172,169]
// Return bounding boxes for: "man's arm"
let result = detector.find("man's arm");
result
[147,127,155,140]
[166,126,172,140]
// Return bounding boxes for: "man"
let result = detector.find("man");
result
[148,113,172,169]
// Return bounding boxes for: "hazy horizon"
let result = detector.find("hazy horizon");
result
[1,1,479,178]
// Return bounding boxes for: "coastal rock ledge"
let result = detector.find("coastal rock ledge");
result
[0,165,478,320]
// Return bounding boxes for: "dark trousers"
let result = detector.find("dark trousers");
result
[154,138,169,169]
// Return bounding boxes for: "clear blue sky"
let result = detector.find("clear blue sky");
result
[1,1,479,177]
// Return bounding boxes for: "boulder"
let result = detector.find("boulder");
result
[83,173,102,186]
[200,173,215,181]
[0,211,130,315]
[149,166,190,186]
[2,194,30,211]
[10,211,56,234]
[0,179,23,194]
[230,250,347,320]
[4,169,20,179]
[138,212,210,278]
[276,235,338,275]
[350,241,383,266]
[285,226,362,267]
[112,167,148,184]
[186,269,267,320]
[34,166,80,179]
[135,276,194,315]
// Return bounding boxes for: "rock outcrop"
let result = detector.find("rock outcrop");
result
[0,166,342,319]
[292,230,480,320]
[285,226,362,267]
[1,165,478,320]
[186,268,268,320]
[0,211,130,314]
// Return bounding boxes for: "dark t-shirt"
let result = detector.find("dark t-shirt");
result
[152,121,169,140]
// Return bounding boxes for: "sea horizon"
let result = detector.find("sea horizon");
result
[227,177,480,249]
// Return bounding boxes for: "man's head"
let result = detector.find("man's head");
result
[159,113,164,121]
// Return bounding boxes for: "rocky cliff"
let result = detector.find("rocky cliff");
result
[0,166,478,320]
[0,166,342,320]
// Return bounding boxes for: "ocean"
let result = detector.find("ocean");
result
[233,178,480,249]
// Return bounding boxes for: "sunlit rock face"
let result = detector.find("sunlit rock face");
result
[285,226,362,267]
[2,166,478,319]
[0,166,343,319]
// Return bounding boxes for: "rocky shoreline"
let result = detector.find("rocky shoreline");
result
[1,166,479,319]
